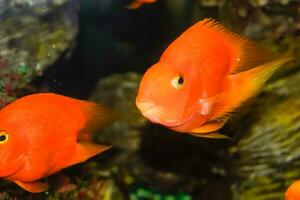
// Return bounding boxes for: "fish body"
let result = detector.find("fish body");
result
[126,0,156,9]
[286,180,300,200]
[0,93,113,193]
[136,18,292,138]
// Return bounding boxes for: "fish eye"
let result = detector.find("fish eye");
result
[0,131,9,144]
[171,75,184,89]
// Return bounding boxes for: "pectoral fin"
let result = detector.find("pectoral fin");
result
[14,180,49,193]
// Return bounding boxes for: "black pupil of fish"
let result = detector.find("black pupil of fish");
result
[178,76,184,84]
[0,134,6,141]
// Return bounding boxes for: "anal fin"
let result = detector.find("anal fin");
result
[191,132,231,139]
[14,180,49,193]
[68,143,111,166]
[189,115,231,139]
[191,116,228,133]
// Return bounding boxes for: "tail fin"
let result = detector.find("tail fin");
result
[232,54,293,96]
[226,54,293,113]
[76,100,117,140]
[191,54,292,131]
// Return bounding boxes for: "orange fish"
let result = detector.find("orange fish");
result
[286,180,300,200]
[0,93,114,193]
[126,0,156,9]
[136,18,292,139]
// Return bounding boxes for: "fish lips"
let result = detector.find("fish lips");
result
[136,101,170,124]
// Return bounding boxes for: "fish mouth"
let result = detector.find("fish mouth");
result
[136,101,166,124]
[166,113,196,128]
[136,100,198,128]
[0,156,23,178]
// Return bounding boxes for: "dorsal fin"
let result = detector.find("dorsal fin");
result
[193,18,280,74]
[232,40,280,74]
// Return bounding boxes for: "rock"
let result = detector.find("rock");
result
[230,71,300,200]
[0,0,78,106]
[89,72,146,151]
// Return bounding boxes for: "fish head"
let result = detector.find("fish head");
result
[136,19,235,132]
[136,61,203,129]
[0,111,28,178]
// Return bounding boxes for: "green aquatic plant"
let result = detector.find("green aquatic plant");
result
[129,186,192,200]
